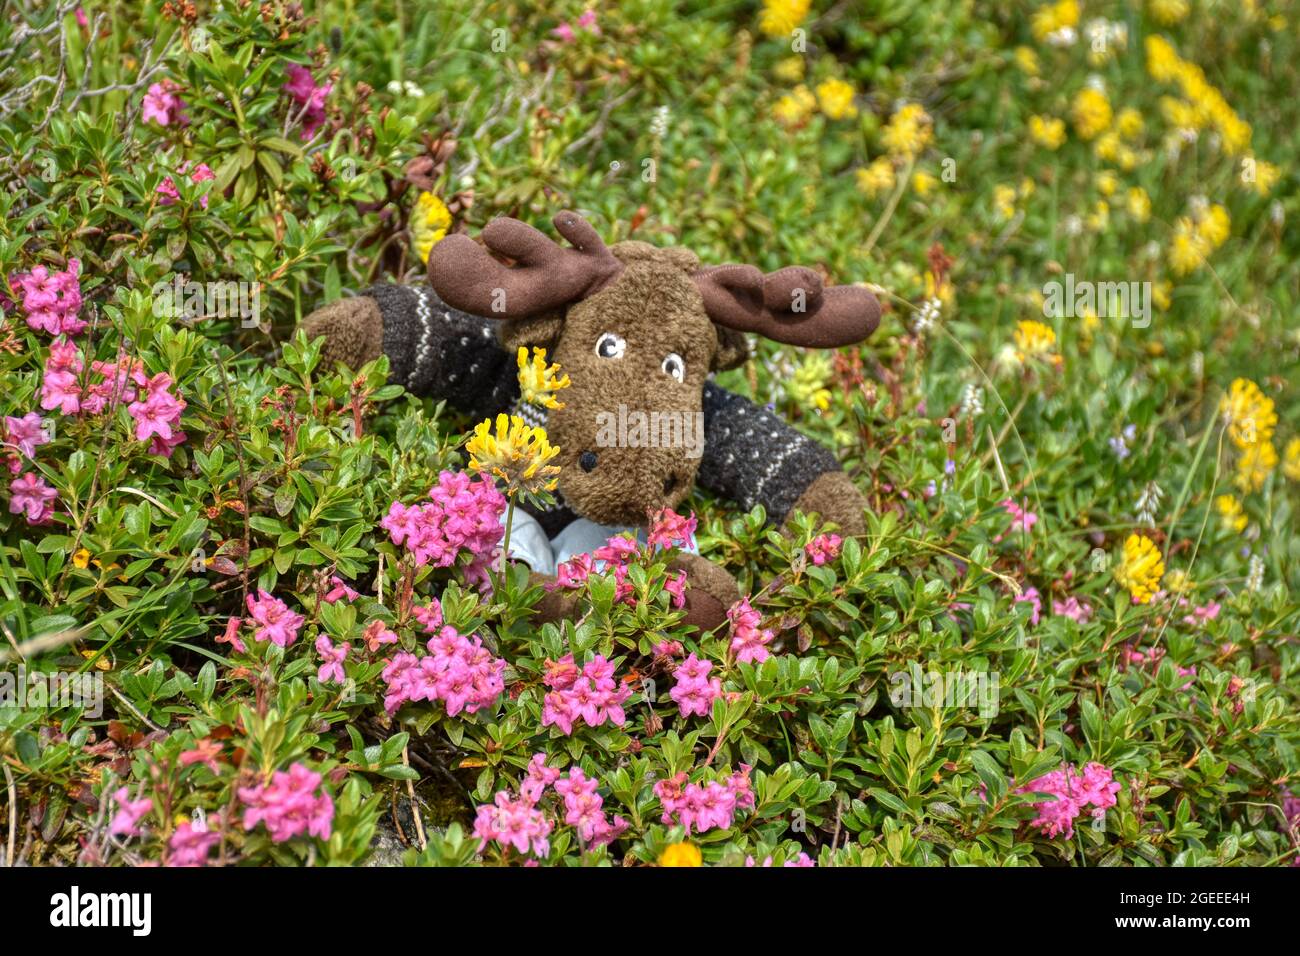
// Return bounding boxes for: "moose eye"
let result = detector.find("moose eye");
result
[661,353,686,382]
[595,332,626,359]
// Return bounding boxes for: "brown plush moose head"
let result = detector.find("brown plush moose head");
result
[424,211,881,528]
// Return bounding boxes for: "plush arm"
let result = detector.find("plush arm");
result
[301,284,518,420]
[697,383,867,537]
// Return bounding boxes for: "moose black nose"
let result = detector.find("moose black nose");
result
[579,451,598,473]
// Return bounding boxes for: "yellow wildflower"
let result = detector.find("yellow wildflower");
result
[1234,440,1277,493]
[1126,187,1151,222]
[73,548,91,569]
[994,184,1017,220]
[1245,158,1281,198]
[786,353,833,412]
[855,158,896,198]
[881,103,933,161]
[1153,281,1172,311]
[410,192,452,265]
[1015,46,1041,77]
[1169,217,1210,275]
[1028,115,1066,150]
[1086,199,1110,233]
[1215,494,1248,533]
[1146,36,1181,83]
[774,85,816,127]
[1096,171,1119,197]
[1071,87,1112,140]
[759,0,811,37]
[1219,378,1277,448]
[1196,204,1231,249]
[773,56,805,82]
[1115,533,1165,604]
[1115,107,1144,140]
[1031,0,1080,42]
[912,170,938,197]
[1282,437,1300,481]
[1148,0,1189,25]
[466,414,561,495]
[659,842,703,867]
[1013,320,1057,362]
[815,78,858,120]
[1093,131,1121,162]
[516,347,570,410]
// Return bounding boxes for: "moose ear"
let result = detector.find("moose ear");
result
[711,325,750,372]
[497,312,565,354]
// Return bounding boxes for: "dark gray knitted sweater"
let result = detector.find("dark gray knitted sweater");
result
[362,283,841,530]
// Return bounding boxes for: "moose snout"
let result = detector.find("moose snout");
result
[579,450,598,473]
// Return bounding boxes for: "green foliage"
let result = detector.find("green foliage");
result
[0,0,1296,867]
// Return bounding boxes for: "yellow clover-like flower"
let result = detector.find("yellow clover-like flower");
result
[466,414,561,495]
[516,347,570,410]
[815,78,858,120]
[1013,319,1058,364]
[758,0,811,38]
[1115,533,1165,604]
[1219,377,1277,449]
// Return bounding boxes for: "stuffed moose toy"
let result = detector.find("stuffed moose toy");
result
[302,211,880,631]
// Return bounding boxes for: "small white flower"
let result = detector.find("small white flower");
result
[1246,554,1264,592]
[1085,73,1107,93]
[650,105,670,139]
[913,297,941,334]
[1046,27,1077,47]
[959,383,985,418]
[1135,480,1164,527]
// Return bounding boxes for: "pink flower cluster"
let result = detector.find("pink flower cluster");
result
[39,344,188,456]
[245,589,305,647]
[1016,762,1121,839]
[10,259,84,336]
[8,471,57,525]
[3,412,49,473]
[1015,586,1042,626]
[238,762,334,844]
[382,470,504,583]
[473,756,559,858]
[1119,643,1197,689]
[654,766,755,835]
[109,787,153,838]
[4,412,56,524]
[474,756,627,859]
[540,653,631,735]
[142,79,189,126]
[381,601,505,716]
[727,596,774,663]
[315,634,349,684]
[128,371,187,454]
[552,9,599,41]
[994,498,1038,542]
[554,767,629,847]
[323,575,359,603]
[1053,595,1093,623]
[1180,599,1221,628]
[157,162,215,208]
[647,507,696,550]
[167,821,221,867]
[745,852,814,867]
[283,64,331,140]
[669,653,722,718]
[805,532,842,566]
[549,512,695,610]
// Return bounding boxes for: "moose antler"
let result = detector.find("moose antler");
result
[694,264,880,348]
[427,210,623,318]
